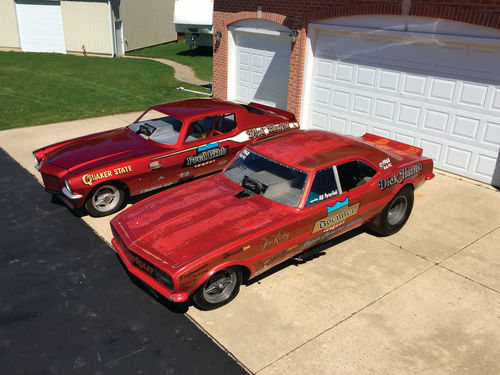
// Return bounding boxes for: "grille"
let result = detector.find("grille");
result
[41,173,62,192]
[113,227,173,290]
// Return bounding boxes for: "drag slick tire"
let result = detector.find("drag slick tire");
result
[85,183,125,217]
[367,185,414,236]
[193,267,242,310]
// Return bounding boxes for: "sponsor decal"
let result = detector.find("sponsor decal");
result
[378,162,423,191]
[82,165,132,186]
[222,248,243,259]
[246,122,295,140]
[312,197,360,234]
[379,158,392,170]
[261,232,290,252]
[127,252,155,277]
[254,246,297,273]
[183,146,228,168]
[179,263,208,281]
[197,142,219,152]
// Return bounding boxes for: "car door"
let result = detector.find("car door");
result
[180,113,239,178]
[297,160,377,250]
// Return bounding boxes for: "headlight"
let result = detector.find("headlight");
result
[33,152,39,164]
[64,179,73,193]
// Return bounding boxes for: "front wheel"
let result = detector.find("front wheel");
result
[193,267,242,310]
[85,183,125,217]
[367,185,414,236]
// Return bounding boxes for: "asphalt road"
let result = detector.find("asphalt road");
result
[0,149,247,375]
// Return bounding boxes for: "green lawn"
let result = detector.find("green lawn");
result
[0,52,210,130]
[128,42,213,82]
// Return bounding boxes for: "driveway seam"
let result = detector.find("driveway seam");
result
[255,262,436,374]
[438,265,500,296]
[435,225,500,265]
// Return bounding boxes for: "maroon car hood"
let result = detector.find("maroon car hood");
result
[112,174,293,268]
[47,128,159,173]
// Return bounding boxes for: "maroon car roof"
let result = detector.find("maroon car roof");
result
[150,98,247,120]
[249,130,390,171]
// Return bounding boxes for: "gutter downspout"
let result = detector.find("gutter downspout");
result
[108,1,116,57]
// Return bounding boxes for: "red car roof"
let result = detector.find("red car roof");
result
[249,130,390,171]
[151,98,249,120]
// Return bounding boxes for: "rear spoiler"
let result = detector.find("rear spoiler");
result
[362,133,423,157]
[248,102,296,121]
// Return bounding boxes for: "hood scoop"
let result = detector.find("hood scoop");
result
[235,175,268,199]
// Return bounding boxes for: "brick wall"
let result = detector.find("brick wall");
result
[213,0,500,118]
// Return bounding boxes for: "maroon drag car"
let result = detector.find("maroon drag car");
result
[111,130,434,310]
[33,98,299,216]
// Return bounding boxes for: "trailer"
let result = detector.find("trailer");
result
[174,0,213,47]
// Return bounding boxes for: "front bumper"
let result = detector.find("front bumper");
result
[111,237,189,303]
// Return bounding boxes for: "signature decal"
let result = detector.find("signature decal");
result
[378,162,423,191]
[313,198,360,234]
[246,122,297,140]
[82,165,132,186]
[183,146,228,168]
[261,232,290,252]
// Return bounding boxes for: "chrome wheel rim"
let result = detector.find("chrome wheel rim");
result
[202,270,237,304]
[92,185,120,213]
[387,196,408,226]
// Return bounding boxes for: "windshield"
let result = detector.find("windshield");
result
[129,109,183,145]
[224,148,308,207]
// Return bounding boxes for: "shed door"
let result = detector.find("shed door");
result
[307,31,500,185]
[233,31,290,110]
[15,1,66,53]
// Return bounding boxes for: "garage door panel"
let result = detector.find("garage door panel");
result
[233,30,290,109]
[307,31,500,184]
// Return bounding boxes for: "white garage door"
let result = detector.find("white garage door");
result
[306,30,500,185]
[233,31,290,110]
[15,1,66,53]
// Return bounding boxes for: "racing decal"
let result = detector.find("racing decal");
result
[253,245,297,274]
[82,165,132,186]
[312,197,360,234]
[183,146,228,168]
[261,232,290,252]
[246,122,298,140]
[222,248,243,260]
[379,158,392,170]
[378,162,423,191]
[179,263,208,281]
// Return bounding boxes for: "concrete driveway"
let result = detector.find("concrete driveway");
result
[1,115,499,374]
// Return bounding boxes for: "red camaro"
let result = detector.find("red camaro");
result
[32,98,298,216]
[110,130,434,310]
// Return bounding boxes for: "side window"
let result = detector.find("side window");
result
[336,160,376,192]
[214,113,236,134]
[185,116,215,142]
[305,167,339,206]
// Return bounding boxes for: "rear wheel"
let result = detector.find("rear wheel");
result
[368,185,414,236]
[85,183,125,217]
[193,267,242,310]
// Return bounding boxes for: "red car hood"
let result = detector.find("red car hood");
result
[112,174,293,269]
[47,128,159,173]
